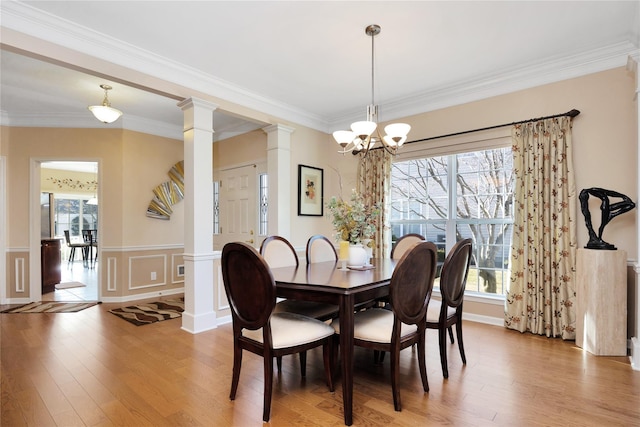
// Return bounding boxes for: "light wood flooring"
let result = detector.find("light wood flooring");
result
[1,301,639,426]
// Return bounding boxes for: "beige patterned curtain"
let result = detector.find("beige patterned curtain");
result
[357,149,392,258]
[505,117,577,340]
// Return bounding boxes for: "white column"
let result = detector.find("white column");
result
[178,97,217,334]
[264,124,295,238]
[630,53,640,370]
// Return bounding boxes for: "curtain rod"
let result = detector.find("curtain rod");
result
[401,108,580,147]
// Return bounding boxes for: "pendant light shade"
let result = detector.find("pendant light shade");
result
[88,84,123,124]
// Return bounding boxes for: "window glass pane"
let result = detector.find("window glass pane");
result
[213,181,220,234]
[259,173,268,236]
[390,147,514,297]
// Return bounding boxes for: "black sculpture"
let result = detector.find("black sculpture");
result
[579,187,635,250]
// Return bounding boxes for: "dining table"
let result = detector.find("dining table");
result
[270,258,397,426]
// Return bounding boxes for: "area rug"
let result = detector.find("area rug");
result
[1,301,99,313]
[109,299,184,326]
[55,281,86,290]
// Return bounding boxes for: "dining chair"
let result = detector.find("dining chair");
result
[221,242,335,422]
[63,230,88,264]
[390,233,425,260]
[82,229,98,267]
[305,234,338,264]
[426,238,472,378]
[261,235,339,322]
[332,241,437,411]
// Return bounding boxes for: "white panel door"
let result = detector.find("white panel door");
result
[215,164,257,251]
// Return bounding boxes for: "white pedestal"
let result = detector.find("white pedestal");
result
[576,248,627,356]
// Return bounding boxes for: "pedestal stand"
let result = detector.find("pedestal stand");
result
[576,248,627,356]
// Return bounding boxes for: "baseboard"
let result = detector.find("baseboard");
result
[100,287,184,303]
[463,312,504,327]
[631,337,640,371]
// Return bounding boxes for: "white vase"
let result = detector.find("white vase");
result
[361,239,373,265]
[348,244,368,267]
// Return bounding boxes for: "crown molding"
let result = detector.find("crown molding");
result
[329,41,639,130]
[2,1,638,136]
[0,1,328,132]
[0,111,183,140]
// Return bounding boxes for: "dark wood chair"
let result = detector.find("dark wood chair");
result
[63,230,88,264]
[261,235,339,322]
[426,238,472,378]
[332,241,437,411]
[305,234,338,264]
[390,233,425,260]
[221,242,335,422]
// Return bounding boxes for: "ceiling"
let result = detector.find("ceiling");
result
[1,1,639,142]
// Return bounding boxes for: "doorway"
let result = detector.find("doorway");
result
[34,160,100,302]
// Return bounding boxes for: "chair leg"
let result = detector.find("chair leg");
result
[276,356,282,372]
[68,247,75,263]
[417,332,429,392]
[263,354,274,422]
[390,345,402,411]
[448,326,455,344]
[439,326,449,379]
[230,344,242,400]
[322,340,334,392]
[299,351,307,377]
[456,322,466,365]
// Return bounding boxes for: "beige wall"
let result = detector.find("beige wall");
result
[2,66,637,324]
[3,127,185,299]
[396,67,637,258]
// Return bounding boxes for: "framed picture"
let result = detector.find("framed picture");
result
[298,164,323,216]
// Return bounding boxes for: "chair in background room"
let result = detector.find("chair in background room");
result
[63,230,88,265]
[82,229,98,268]
[332,241,437,411]
[221,242,335,422]
[426,238,472,378]
[390,233,425,260]
[305,234,338,264]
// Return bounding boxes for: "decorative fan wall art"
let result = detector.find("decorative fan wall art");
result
[146,161,184,220]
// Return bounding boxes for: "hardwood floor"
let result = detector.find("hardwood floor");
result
[1,303,638,426]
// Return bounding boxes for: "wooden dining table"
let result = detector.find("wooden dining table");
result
[270,258,397,426]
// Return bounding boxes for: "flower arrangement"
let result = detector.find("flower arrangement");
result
[326,190,380,245]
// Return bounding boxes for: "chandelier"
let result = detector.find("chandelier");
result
[333,24,410,156]
[88,84,123,124]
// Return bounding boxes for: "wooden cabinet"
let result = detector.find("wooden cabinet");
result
[41,238,62,293]
[576,248,627,356]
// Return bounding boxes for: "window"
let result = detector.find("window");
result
[54,197,97,238]
[390,147,514,296]
[259,173,268,236]
[213,181,220,234]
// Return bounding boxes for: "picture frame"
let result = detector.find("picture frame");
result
[297,164,323,216]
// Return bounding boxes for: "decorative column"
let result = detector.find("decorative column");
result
[263,124,295,238]
[631,53,640,370]
[178,97,217,334]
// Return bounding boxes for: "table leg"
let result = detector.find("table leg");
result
[339,294,355,425]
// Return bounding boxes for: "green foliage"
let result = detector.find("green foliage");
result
[326,190,380,244]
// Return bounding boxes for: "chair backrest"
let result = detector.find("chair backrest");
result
[389,241,437,325]
[64,230,72,245]
[391,233,425,260]
[439,238,472,309]
[259,235,299,268]
[222,242,275,330]
[306,235,338,264]
[82,229,97,244]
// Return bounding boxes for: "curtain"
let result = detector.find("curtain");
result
[357,149,392,258]
[505,117,577,339]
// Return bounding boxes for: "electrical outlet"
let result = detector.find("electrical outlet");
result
[177,265,185,276]
[151,271,157,280]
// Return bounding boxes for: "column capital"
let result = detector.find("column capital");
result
[177,97,219,112]
[263,123,295,136]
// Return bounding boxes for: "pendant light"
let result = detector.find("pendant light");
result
[88,84,123,124]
